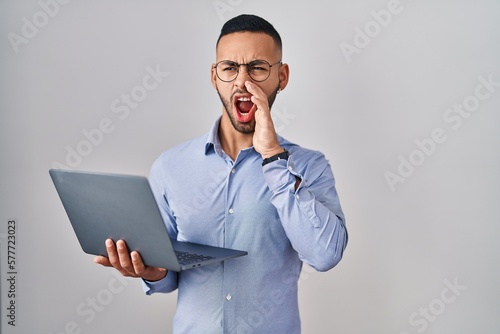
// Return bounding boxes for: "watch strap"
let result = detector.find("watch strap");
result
[262,149,289,166]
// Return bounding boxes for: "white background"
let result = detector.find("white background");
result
[1,0,499,333]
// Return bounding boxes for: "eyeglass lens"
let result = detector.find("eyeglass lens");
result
[216,60,273,82]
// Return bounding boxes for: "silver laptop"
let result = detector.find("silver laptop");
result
[49,169,247,271]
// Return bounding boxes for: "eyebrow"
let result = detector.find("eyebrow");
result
[220,60,269,64]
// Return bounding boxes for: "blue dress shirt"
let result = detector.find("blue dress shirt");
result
[143,117,348,333]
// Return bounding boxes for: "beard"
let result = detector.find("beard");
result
[216,85,279,134]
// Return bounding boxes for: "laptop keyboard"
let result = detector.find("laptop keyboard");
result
[175,251,215,265]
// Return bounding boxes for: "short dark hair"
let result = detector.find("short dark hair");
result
[216,14,282,51]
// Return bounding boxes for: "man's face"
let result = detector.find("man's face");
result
[211,32,287,134]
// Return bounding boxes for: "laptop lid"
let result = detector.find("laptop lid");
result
[49,169,247,271]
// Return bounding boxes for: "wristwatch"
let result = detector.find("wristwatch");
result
[262,149,289,166]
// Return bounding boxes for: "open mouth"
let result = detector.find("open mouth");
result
[233,95,256,123]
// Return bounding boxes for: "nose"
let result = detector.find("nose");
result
[233,64,253,89]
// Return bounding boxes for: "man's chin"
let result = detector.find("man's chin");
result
[232,119,255,134]
[218,92,255,134]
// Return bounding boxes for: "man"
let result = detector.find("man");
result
[95,14,348,333]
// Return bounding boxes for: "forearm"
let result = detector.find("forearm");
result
[263,155,348,271]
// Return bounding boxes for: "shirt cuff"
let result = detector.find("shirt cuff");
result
[141,271,178,295]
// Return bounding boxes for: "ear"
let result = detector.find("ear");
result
[211,63,218,90]
[278,63,290,91]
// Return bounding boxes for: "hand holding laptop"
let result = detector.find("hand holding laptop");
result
[49,169,247,273]
[94,239,167,282]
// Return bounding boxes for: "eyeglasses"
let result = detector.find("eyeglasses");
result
[214,59,282,82]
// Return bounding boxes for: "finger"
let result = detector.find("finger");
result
[105,239,135,277]
[131,251,168,281]
[116,240,139,277]
[130,251,147,276]
[245,82,268,110]
[244,80,263,95]
[105,239,122,269]
[94,255,111,267]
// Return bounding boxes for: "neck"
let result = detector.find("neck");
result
[218,116,253,161]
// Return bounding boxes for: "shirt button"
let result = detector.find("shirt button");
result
[228,208,234,214]
[226,293,232,301]
[288,166,293,172]
[295,194,300,200]
[231,168,236,174]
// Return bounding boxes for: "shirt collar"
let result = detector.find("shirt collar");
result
[204,116,222,156]
[204,116,258,160]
